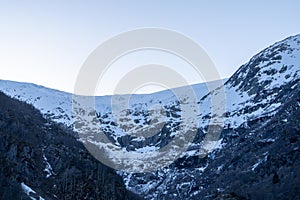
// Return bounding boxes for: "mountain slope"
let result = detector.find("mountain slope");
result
[0,91,140,199]
[117,34,300,199]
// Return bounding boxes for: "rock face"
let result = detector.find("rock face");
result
[0,91,140,200]
[0,34,300,199]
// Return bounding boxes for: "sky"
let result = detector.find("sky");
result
[1,0,300,95]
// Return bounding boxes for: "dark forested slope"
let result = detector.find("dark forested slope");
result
[0,91,140,200]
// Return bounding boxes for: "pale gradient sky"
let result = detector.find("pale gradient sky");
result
[0,0,300,95]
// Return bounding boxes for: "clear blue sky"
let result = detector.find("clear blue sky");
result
[1,0,300,95]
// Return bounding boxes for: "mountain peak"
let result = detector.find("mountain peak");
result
[227,34,300,92]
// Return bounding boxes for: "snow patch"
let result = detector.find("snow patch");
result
[42,153,55,178]
[21,182,45,200]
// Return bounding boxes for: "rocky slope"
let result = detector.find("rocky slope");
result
[0,91,140,199]
[0,34,300,199]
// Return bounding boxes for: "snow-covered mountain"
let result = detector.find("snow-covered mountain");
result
[0,81,74,126]
[1,35,299,133]
[119,34,300,199]
[1,34,300,199]
[0,79,219,127]
[0,78,225,150]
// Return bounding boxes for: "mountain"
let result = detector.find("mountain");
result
[0,91,140,199]
[0,34,299,199]
[117,34,300,199]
